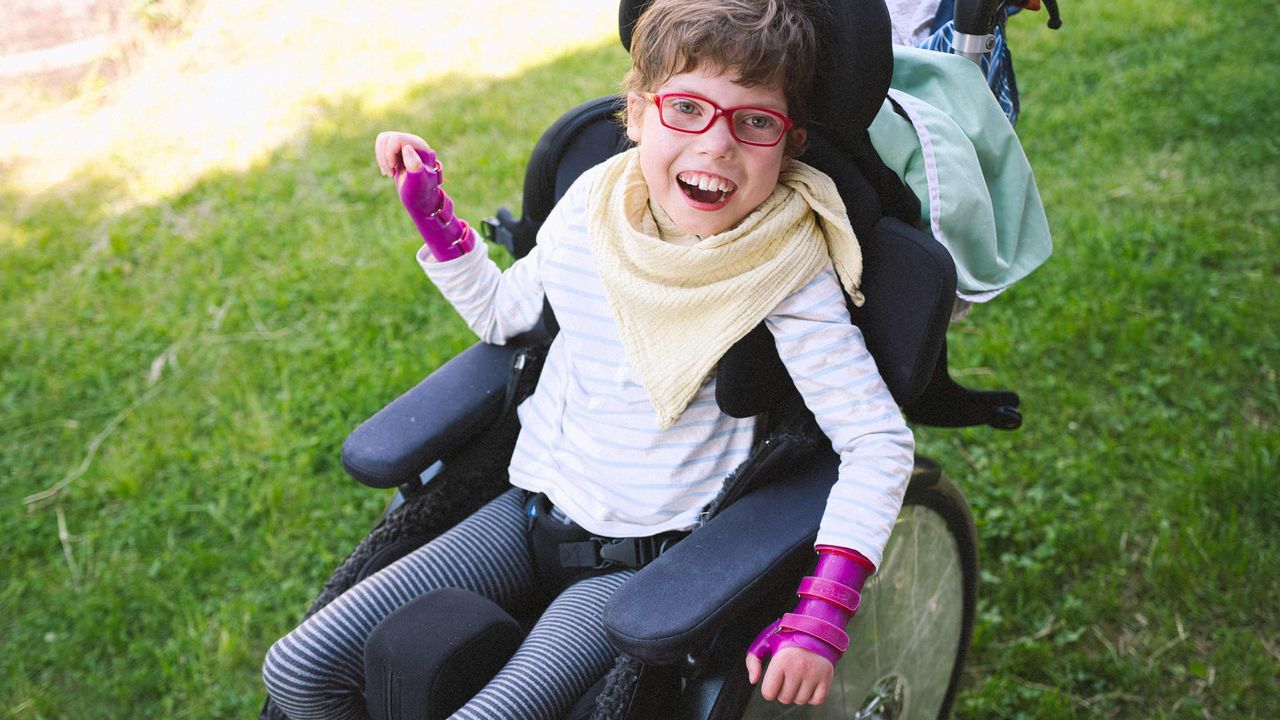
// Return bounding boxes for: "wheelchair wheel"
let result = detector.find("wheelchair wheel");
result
[739,469,978,720]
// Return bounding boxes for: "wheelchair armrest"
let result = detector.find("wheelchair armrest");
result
[340,341,523,489]
[602,450,839,664]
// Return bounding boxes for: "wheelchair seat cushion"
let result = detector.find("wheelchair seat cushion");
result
[364,588,524,720]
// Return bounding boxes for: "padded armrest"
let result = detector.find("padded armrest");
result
[340,342,523,488]
[603,450,839,664]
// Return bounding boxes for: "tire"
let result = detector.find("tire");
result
[736,463,978,720]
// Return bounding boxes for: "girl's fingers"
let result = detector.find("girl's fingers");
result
[809,679,830,706]
[380,134,400,176]
[374,133,388,175]
[745,654,763,685]
[792,677,816,706]
[401,144,423,172]
[760,662,784,701]
[374,132,431,176]
[379,133,401,175]
[776,672,802,704]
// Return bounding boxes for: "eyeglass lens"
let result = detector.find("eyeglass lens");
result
[657,95,787,146]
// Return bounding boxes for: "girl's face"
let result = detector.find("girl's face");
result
[627,67,803,238]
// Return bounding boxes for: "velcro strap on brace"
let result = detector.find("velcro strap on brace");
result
[421,193,468,242]
[797,575,862,613]
[779,612,849,654]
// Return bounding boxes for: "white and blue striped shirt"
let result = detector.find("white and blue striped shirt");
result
[419,165,913,567]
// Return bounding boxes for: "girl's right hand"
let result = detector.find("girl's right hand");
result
[375,131,434,177]
[376,131,475,261]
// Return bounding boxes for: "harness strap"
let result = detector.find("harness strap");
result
[527,493,687,586]
[557,533,684,570]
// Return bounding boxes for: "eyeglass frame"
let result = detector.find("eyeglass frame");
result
[642,92,796,148]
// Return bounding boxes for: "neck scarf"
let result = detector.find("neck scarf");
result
[586,147,864,429]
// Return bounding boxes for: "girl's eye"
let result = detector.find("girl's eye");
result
[671,100,701,115]
[742,114,780,130]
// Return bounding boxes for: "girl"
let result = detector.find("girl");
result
[263,1,913,717]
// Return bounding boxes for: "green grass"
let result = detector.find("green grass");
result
[2,0,1277,717]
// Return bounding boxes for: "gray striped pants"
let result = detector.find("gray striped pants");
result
[263,488,633,720]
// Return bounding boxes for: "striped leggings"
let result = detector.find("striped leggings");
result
[263,488,633,720]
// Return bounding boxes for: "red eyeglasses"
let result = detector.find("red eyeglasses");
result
[645,92,795,147]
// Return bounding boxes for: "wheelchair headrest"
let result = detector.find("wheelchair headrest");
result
[617,0,893,134]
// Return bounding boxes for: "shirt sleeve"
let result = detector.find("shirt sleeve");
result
[415,168,597,344]
[765,267,916,568]
[416,238,546,344]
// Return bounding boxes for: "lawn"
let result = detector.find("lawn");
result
[1,0,1276,718]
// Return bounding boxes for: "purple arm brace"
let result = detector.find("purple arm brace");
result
[747,545,874,667]
[395,147,475,261]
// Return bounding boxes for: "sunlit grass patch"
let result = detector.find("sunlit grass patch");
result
[0,0,616,208]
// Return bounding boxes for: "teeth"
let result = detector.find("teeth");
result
[680,171,736,195]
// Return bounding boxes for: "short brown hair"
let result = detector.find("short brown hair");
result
[623,0,820,131]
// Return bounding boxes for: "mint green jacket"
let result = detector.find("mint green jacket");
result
[868,46,1052,301]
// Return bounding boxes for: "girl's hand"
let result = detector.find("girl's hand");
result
[746,646,834,705]
[377,130,474,261]
[374,131,433,177]
[745,546,872,706]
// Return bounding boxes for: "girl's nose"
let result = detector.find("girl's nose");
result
[695,114,737,156]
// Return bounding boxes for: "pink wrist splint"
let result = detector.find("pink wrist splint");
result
[747,545,874,667]
[395,147,475,261]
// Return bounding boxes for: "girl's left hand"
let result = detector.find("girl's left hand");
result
[374,130,433,178]
[745,646,834,705]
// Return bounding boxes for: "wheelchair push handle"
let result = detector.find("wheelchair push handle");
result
[1008,0,1063,29]
[952,0,1063,64]
[955,0,1064,33]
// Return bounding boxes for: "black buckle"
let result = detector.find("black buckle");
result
[558,534,684,570]
[481,207,518,255]
[599,536,657,567]
[557,540,604,569]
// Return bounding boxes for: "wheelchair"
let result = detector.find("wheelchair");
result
[262,1,1030,718]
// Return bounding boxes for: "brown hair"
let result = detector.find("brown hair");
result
[623,0,820,136]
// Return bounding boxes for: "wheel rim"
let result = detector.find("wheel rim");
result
[740,503,966,719]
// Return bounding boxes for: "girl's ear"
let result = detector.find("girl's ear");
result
[785,127,808,159]
[625,92,646,143]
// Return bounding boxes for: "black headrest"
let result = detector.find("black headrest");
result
[617,0,892,134]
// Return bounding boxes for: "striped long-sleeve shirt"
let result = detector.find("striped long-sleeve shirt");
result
[418,165,913,567]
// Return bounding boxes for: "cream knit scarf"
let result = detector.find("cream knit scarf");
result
[586,147,865,429]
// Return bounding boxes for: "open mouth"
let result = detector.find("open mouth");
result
[677,171,737,206]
